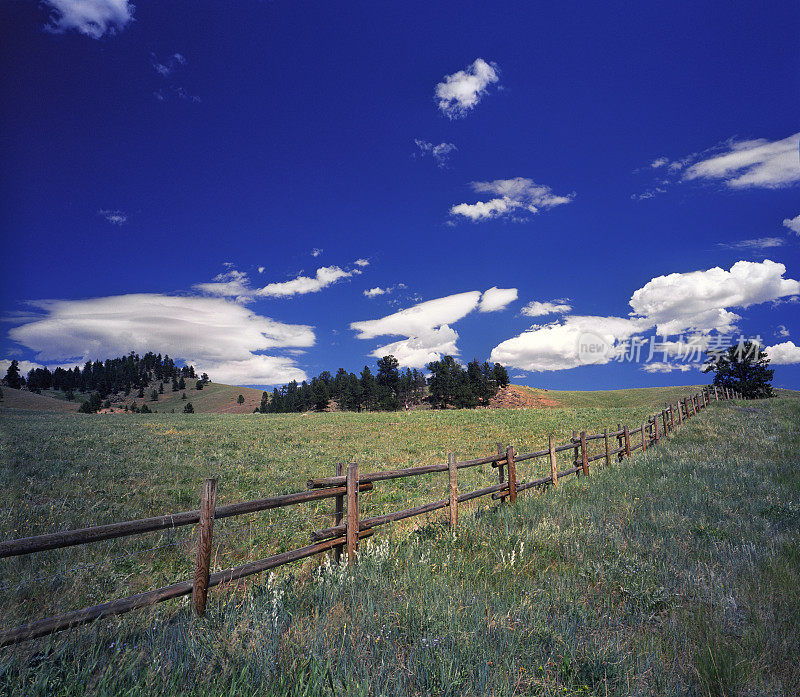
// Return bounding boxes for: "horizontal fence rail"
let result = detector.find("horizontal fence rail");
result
[0,385,743,646]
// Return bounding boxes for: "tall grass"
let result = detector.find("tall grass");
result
[1,396,798,695]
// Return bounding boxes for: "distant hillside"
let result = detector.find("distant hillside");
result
[0,383,265,414]
[0,387,81,412]
[120,381,265,414]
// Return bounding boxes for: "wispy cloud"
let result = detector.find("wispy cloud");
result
[449,177,573,222]
[776,324,790,338]
[151,53,186,77]
[635,132,800,198]
[311,248,323,257]
[520,300,572,317]
[435,58,499,119]
[194,263,363,300]
[42,0,133,39]
[414,139,457,168]
[718,237,785,250]
[98,209,127,225]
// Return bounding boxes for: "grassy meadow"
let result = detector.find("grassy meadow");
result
[1,387,798,694]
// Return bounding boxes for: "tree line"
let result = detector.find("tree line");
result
[3,353,203,398]
[258,355,510,413]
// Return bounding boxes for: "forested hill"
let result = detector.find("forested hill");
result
[7,352,203,397]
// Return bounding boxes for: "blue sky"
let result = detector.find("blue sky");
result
[1,0,799,389]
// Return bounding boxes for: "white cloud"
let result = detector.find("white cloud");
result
[765,341,800,365]
[435,58,499,119]
[478,287,518,313]
[258,267,265,274]
[450,177,573,222]
[783,214,800,235]
[684,132,800,188]
[98,209,127,225]
[776,324,790,338]
[311,248,323,258]
[520,300,572,317]
[719,237,784,250]
[195,265,361,300]
[414,139,457,168]
[641,362,693,374]
[350,291,482,368]
[629,260,800,335]
[151,53,186,77]
[258,266,356,298]
[364,287,388,298]
[651,157,669,168]
[489,315,649,372]
[43,0,133,39]
[8,294,313,385]
[354,258,370,267]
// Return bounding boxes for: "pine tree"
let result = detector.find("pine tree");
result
[140,403,152,413]
[178,376,186,390]
[150,389,159,401]
[237,394,245,404]
[181,392,187,400]
[703,340,774,399]
[3,360,23,389]
[195,380,204,391]
[183,402,194,413]
[158,382,164,394]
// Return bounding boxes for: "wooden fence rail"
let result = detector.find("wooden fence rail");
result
[0,385,743,647]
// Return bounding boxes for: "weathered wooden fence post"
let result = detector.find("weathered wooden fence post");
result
[549,434,559,486]
[506,445,517,503]
[192,477,217,617]
[654,414,660,443]
[641,422,647,451]
[616,423,624,461]
[496,442,505,493]
[580,431,589,476]
[662,409,669,437]
[604,427,611,466]
[448,452,458,530]
[333,463,344,564]
[346,463,359,566]
[623,425,631,458]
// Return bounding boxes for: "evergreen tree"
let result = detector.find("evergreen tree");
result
[137,386,144,398]
[178,376,186,390]
[140,403,152,413]
[3,360,23,389]
[195,380,204,390]
[150,389,159,401]
[158,382,164,394]
[183,402,194,413]
[703,340,774,399]
[237,394,245,404]
[172,377,179,392]
[181,392,187,400]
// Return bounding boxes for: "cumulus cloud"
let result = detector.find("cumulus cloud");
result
[8,294,313,385]
[350,291,482,368]
[489,259,800,373]
[478,287,518,313]
[98,209,127,225]
[684,132,800,188]
[650,157,670,168]
[520,300,572,317]
[449,177,573,222]
[783,214,800,235]
[414,139,457,168]
[311,248,323,258]
[354,258,370,267]
[42,0,133,39]
[489,316,650,372]
[718,237,784,250]
[765,341,800,365]
[195,264,362,300]
[435,58,499,119]
[629,259,800,335]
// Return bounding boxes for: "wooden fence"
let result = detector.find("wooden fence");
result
[0,385,743,646]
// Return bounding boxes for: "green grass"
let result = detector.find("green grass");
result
[2,389,797,694]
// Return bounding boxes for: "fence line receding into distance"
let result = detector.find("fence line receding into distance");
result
[0,385,743,646]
